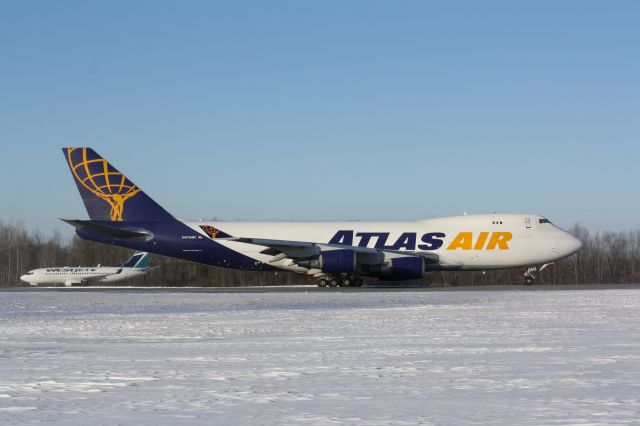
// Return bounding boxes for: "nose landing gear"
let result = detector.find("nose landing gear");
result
[522,264,552,285]
[523,267,537,285]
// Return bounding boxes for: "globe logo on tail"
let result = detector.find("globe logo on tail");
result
[66,148,141,221]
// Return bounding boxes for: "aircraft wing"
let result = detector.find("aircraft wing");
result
[231,237,440,278]
[79,269,123,284]
[61,275,107,287]
[234,237,379,255]
[81,274,112,283]
[233,237,384,266]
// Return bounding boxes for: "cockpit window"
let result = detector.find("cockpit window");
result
[539,218,552,224]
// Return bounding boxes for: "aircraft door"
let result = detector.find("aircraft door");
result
[525,217,531,229]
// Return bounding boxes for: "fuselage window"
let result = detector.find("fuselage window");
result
[539,218,551,224]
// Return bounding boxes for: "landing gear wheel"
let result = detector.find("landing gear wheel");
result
[353,278,363,287]
[328,278,339,287]
[318,278,328,288]
[523,267,537,286]
[340,278,351,287]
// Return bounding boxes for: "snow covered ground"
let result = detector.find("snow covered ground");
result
[1,289,640,425]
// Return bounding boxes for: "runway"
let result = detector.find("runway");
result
[4,283,640,293]
[2,287,640,425]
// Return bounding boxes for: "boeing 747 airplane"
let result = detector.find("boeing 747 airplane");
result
[20,252,153,286]
[60,148,582,287]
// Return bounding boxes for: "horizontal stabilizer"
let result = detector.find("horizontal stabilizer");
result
[61,219,150,240]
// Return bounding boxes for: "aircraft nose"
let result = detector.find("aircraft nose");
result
[549,232,582,259]
[571,235,582,253]
[562,234,583,256]
[20,274,30,282]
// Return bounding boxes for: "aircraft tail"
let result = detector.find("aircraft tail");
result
[121,252,150,269]
[62,148,174,222]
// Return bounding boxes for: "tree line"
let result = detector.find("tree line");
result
[1,221,639,287]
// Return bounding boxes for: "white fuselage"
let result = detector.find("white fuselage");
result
[20,266,148,286]
[184,213,581,275]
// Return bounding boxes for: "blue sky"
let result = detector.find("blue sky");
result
[1,1,638,238]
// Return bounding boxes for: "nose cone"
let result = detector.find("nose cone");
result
[548,231,582,261]
[558,233,583,257]
[20,274,31,283]
[567,235,583,255]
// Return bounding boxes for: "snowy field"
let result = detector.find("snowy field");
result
[1,289,640,425]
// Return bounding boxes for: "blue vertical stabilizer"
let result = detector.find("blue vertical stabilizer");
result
[62,148,175,222]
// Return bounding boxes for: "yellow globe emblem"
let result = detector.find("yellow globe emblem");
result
[66,148,141,221]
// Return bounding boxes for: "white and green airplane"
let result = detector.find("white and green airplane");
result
[20,252,154,287]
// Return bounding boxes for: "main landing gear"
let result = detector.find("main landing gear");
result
[317,275,363,288]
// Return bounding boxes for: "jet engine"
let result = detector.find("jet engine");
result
[296,249,357,273]
[380,255,424,280]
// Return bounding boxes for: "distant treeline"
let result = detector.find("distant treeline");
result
[1,221,639,287]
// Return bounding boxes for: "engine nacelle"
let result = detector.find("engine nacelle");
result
[381,255,424,280]
[297,249,357,273]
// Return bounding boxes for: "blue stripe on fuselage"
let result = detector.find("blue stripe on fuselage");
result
[74,220,276,271]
